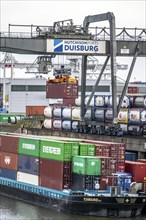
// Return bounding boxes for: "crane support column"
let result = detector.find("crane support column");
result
[117,42,140,113]
[86,56,110,109]
[81,55,87,120]
[82,12,117,122]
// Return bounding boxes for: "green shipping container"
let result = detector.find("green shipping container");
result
[72,156,101,175]
[79,143,95,156]
[72,144,79,156]
[0,114,14,123]
[64,141,80,156]
[40,139,72,161]
[18,137,40,157]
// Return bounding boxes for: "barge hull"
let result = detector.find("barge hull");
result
[0,184,145,218]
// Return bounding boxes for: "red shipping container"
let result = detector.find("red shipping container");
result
[0,134,19,153]
[95,144,111,157]
[39,176,72,190]
[46,82,78,99]
[39,158,72,181]
[111,145,125,162]
[96,156,112,175]
[26,106,47,116]
[137,159,146,163]
[116,162,125,172]
[128,87,138,94]
[100,176,116,190]
[0,152,18,171]
[125,161,146,182]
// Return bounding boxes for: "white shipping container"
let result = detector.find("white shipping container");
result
[72,107,81,120]
[105,109,113,120]
[53,120,62,129]
[144,97,146,108]
[75,96,81,106]
[121,96,130,108]
[129,110,140,122]
[53,107,62,118]
[141,110,146,123]
[72,121,79,130]
[134,97,144,108]
[43,119,52,129]
[44,106,53,118]
[62,107,72,119]
[104,96,109,107]
[17,171,39,186]
[120,124,128,133]
[62,120,72,130]
[94,109,105,121]
[95,96,104,107]
[117,110,128,123]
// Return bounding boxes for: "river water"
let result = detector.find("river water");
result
[0,195,146,220]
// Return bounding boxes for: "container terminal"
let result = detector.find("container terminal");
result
[0,12,146,217]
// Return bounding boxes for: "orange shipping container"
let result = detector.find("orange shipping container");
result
[26,106,47,116]
[0,152,18,171]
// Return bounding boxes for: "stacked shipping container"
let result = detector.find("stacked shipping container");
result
[41,94,146,136]
[0,133,146,192]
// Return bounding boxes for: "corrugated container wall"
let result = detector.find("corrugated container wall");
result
[0,168,17,180]
[0,134,19,153]
[18,137,40,157]
[39,159,72,181]
[39,176,71,190]
[46,82,78,99]
[125,161,146,182]
[18,155,39,175]
[40,140,72,161]
[26,106,47,116]
[72,156,101,175]
[0,152,18,171]
[17,171,39,186]
[79,143,95,156]
[72,174,100,190]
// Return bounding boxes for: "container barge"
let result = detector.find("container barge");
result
[0,132,146,218]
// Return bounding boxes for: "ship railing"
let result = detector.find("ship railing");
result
[0,177,68,199]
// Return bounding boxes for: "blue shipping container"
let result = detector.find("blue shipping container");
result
[116,172,132,191]
[18,155,39,175]
[0,168,17,180]
[125,152,137,161]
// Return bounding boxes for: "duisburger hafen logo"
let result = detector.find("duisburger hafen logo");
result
[63,40,98,52]
[54,39,98,53]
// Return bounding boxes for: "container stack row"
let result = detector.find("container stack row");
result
[1,133,146,192]
[43,105,146,132]
[75,95,146,109]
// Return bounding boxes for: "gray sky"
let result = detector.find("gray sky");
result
[0,0,146,81]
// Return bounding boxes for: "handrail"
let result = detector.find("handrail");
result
[0,26,146,41]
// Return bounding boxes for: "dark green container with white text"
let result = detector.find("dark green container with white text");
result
[72,156,101,175]
[40,139,72,161]
[18,137,40,157]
